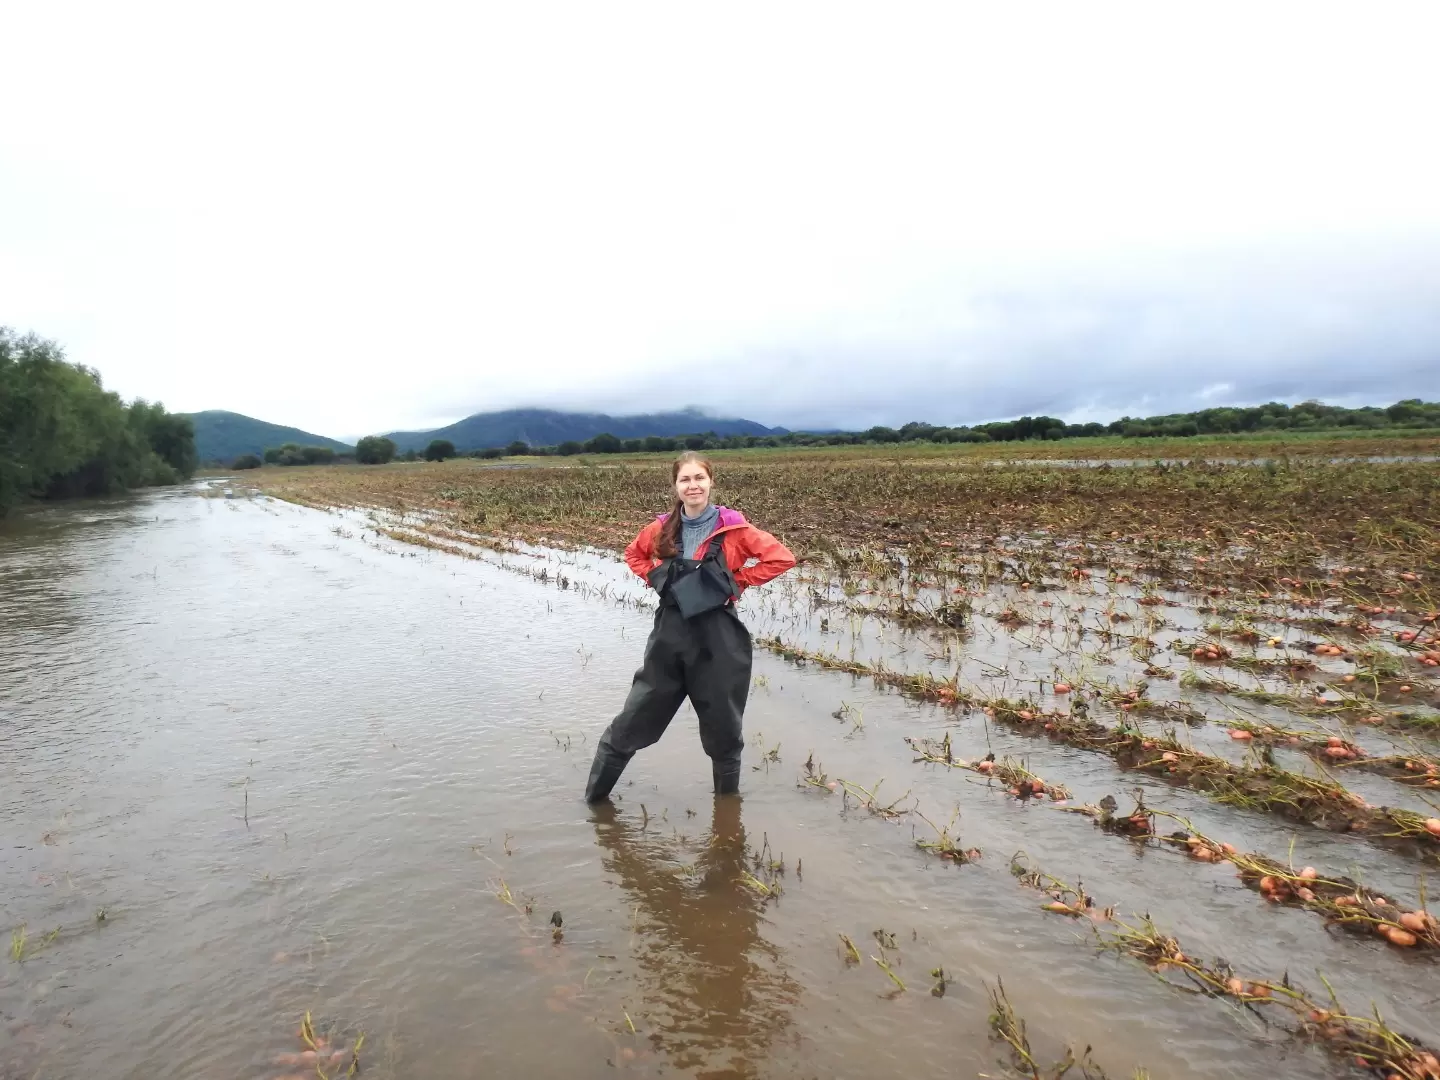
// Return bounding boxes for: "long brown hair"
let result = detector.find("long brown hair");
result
[655,452,716,558]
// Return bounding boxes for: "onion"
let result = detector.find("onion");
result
[1384,926,1418,947]
[1398,911,1431,934]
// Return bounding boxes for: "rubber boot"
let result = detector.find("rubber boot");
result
[712,759,741,796]
[585,746,630,802]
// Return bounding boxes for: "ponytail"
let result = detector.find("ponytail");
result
[655,498,686,558]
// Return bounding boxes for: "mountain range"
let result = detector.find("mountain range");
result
[186,407,786,462]
[184,411,355,462]
[383,407,786,454]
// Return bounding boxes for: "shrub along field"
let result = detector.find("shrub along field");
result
[253,447,1440,1079]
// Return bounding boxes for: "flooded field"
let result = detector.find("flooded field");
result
[3,475,1439,1079]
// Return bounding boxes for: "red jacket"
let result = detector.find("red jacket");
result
[624,506,796,596]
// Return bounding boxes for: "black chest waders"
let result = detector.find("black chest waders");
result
[585,537,753,800]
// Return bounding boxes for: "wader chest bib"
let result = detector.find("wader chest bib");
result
[586,532,753,800]
[647,541,741,619]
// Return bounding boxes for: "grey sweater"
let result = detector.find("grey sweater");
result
[680,503,720,559]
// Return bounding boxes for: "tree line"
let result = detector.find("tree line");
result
[373,398,1440,459]
[0,329,197,515]
[233,436,457,468]
[233,443,342,469]
[489,398,1440,455]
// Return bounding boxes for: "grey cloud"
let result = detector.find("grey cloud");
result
[407,233,1440,433]
[677,243,1440,429]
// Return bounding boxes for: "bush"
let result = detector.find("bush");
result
[424,439,456,462]
[557,440,584,456]
[355,435,397,465]
[263,443,335,466]
[585,432,622,453]
[233,454,262,470]
[505,440,530,457]
[477,447,505,459]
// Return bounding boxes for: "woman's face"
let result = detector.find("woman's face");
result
[675,464,712,515]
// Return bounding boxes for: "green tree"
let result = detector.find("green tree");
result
[585,432,623,453]
[129,400,198,477]
[355,435,397,464]
[505,440,530,456]
[424,439,456,462]
[557,440,584,456]
[0,327,196,513]
[233,454,262,469]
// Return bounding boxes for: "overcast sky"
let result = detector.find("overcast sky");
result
[3,3,1438,438]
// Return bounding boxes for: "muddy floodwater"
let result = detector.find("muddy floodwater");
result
[3,486,1436,1079]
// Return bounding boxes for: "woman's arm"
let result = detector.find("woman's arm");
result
[624,521,662,582]
[732,526,796,591]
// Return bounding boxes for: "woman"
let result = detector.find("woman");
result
[584,453,796,801]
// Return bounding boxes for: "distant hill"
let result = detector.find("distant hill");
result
[385,407,788,452]
[186,410,354,463]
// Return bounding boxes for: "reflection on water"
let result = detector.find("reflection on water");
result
[593,797,799,1078]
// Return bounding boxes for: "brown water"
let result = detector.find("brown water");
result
[2,487,1436,1079]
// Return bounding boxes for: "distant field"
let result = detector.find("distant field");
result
[252,439,1440,590]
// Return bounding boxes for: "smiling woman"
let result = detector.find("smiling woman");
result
[583,452,796,801]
